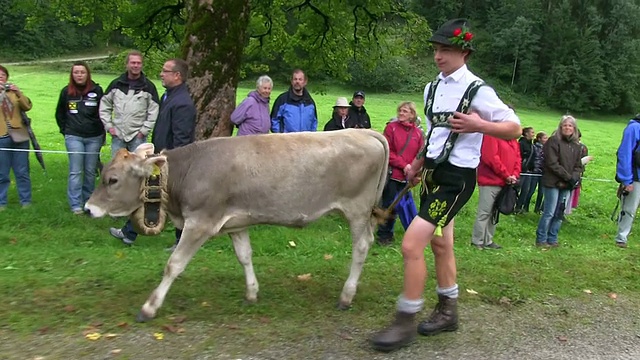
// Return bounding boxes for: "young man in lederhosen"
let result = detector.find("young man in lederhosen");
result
[370,18,522,352]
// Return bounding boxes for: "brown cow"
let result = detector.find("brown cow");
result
[85,129,390,321]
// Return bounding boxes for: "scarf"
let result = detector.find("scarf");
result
[0,89,14,121]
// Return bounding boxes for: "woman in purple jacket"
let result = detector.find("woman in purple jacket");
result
[231,75,272,135]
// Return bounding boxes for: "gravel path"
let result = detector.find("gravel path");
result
[2,297,638,360]
[4,55,110,66]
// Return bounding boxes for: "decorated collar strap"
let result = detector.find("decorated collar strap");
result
[419,79,485,164]
[131,154,169,236]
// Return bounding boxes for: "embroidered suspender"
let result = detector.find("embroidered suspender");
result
[421,79,485,164]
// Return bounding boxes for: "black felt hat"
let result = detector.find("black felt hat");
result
[428,18,475,51]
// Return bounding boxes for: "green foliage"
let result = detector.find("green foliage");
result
[348,56,438,93]
[0,0,99,61]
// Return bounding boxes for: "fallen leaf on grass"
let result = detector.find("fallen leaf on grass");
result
[583,289,592,295]
[110,349,122,356]
[227,324,240,330]
[9,238,17,245]
[170,315,187,324]
[116,322,129,328]
[466,289,478,295]
[82,327,100,336]
[162,324,179,333]
[32,357,45,360]
[297,273,312,281]
[338,332,353,340]
[259,317,271,324]
[153,332,164,340]
[323,254,333,260]
[104,333,118,339]
[201,301,210,307]
[90,321,104,328]
[85,332,101,341]
[115,251,125,259]
[608,293,618,300]
[557,335,568,342]
[63,305,76,313]
[37,326,49,335]
[499,297,511,305]
[288,241,297,248]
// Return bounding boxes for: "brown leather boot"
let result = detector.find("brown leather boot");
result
[417,294,458,336]
[370,311,417,352]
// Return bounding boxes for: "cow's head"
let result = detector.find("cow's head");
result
[85,143,166,218]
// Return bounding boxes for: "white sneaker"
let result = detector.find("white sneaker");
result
[165,244,178,253]
[109,227,134,245]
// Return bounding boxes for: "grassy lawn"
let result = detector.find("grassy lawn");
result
[0,64,637,357]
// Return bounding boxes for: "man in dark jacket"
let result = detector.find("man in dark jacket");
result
[110,58,196,251]
[349,90,371,129]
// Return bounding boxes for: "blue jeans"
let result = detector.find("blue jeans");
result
[110,135,147,159]
[65,134,103,211]
[517,174,540,212]
[121,220,183,243]
[0,136,31,206]
[535,186,570,245]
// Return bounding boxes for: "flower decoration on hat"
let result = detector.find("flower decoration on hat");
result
[450,27,474,49]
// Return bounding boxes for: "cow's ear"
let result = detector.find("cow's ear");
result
[144,155,167,170]
[134,143,155,157]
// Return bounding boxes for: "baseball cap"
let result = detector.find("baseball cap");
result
[353,90,365,98]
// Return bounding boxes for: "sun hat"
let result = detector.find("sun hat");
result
[333,97,350,108]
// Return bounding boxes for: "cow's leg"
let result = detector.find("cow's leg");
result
[137,225,211,322]
[229,230,259,303]
[338,216,375,310]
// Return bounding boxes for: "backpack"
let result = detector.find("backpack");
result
[491,184,519,225]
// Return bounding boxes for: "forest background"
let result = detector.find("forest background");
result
[3,0,639,117]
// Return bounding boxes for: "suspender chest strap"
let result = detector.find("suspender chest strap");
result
[421,79,485,164]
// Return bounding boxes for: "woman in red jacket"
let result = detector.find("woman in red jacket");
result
[377,101,424,245]
[471,135,521,249]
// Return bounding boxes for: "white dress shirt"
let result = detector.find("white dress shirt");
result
[423,64,520,168]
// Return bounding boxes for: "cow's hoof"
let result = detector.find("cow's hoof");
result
[135,311,154,323]
[243,298,258,306]
[336,301,352,311]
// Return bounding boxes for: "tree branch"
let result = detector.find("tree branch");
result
[249,14,273,47]
[287,0,330,48]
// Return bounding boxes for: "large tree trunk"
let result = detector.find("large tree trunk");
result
[181,0,251,139]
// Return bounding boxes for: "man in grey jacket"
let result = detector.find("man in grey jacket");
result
[100,50,160,159]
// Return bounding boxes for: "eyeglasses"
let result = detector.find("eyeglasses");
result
[161,69,177,73]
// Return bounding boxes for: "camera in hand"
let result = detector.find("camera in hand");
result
[2,83,11,91]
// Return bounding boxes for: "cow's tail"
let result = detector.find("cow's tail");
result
[369,130,391,225]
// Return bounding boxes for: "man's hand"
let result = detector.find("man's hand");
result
[406,166,422,186]
[403,164,412,175]
[450,112,485,134]
[108,128,117,136]
[568,177,580,189]
[625,184,634,193]
[506,175,517,185]
[137,132,145,139]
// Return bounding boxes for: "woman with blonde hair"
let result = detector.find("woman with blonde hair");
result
[535,115,583,247]
[376,101,424,245]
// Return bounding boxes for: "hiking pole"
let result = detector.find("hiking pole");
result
[372,181,415,224]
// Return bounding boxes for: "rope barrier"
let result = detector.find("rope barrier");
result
[0,147,102,155]
[518,173,616,183]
